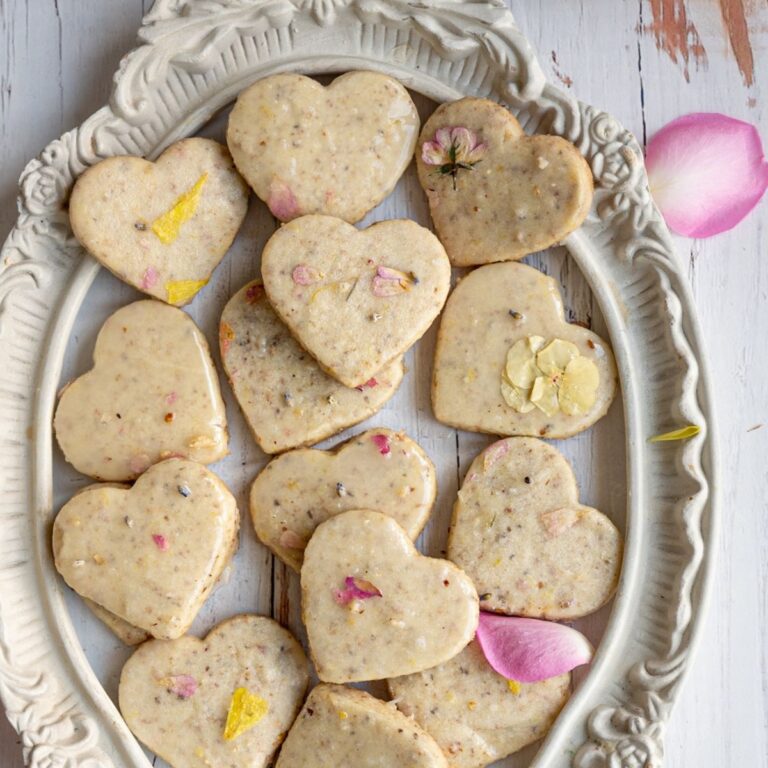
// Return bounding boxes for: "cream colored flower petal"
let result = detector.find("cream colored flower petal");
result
[559,356,600,416]
[505,339,540,388]
[528,335,546,353]
[536,339,580,377]
[501,379,536,413]
[530,375,560,417]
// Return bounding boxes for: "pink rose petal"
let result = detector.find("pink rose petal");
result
[267,179,300,221]
[162,674,198,699]
[482,439,510,471]
[372,433,391,455]
[129,454,151,475]
[245,284,264,304]
[334,576,382,604]
[140,266,159,291]
[152,534,169,551]
[646,112,768,238]
[475,612,593,683]
[292,264,321,285]
[165,391,178,406]
[422,140,446,165]
[355,377,378,391]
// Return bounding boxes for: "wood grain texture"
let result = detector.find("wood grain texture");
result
[0,1,766,767]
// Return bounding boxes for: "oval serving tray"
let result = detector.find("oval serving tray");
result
[0,1,718,767]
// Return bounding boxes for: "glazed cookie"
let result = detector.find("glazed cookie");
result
[416,97,593,265]
[389,640,570,768]
[448,438,622,620]
[301,509,478,683]
[432,262,617,438]
[250,428,436,571]
[53,458,239,639]
[54,300,228,481]
[227,72,420,223]
[119,615,309,768]
[69,138,248,305]
[262,215,451,388]
[220,281,404,453]
[275,684,447,768]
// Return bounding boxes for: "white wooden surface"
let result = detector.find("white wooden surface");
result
[1,1,766,767]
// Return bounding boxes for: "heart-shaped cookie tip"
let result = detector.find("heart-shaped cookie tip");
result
[433,261,617,438]
[301,509,479,683]
[262,215,451,388]
[119,615,308,768]
[54,300,228,481]
[227,71,420,223]
[220,281,404,454]
[53,458,239,639]
[389,640,570,768]
[275,684,448,768]
[250,428,436,571]
[417,97,593,266]
[449,437,622,620]
[69,137,248,305]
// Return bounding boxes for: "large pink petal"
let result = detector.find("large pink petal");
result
[475,612,593,683]
[646,112,768,238]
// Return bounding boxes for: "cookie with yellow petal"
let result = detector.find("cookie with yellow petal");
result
[432,261,617,438]
[416,97,593,265]
[69,137,248,305]
[119,615,308,768]
[448,438,622,620]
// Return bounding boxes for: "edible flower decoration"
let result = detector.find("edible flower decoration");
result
[223,687,269,740]
[151,173,208,245]
[159,674,198,700]
[648,424,701,443]
[334,576,382,605]
[501,336,599,417]
[371,265,417,297]
[422,126,487,189]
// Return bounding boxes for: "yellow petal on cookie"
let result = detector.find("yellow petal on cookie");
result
[500,379,535,413]
[536,339,580,377]
[530,376,559,417]
[506,679,521,695]
[223,687,269,741]
[558,356,600,416]
[166,279,208,305]
[151,173,208,245]
[505,338,541,388]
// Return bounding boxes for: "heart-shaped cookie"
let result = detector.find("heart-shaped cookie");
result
[227,72,420,223]
[53,458,239,639]
[432,262,617,439]
[54,300,228,481]
[416,97,593,265]
[119,615,309,768]
[389,640,570,768]
[448,437,622,620]
[262,215,451,388]
[220,281,404,453]
[69,137,249,305]
[85,599,149,646]
[250,428,436,571]
[302,509,478,683]
[275,684,447,768]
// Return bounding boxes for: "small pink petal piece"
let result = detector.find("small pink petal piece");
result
[482,439,510,471]
[476,612,593,683]
[129,454,151,475]
[279,529,306,550]
[371,266,415,297]
[355,377,378,391]
[165,391,178,406]
[245,284,264,304]
[164,674,198,699]
[540,508,580,537]
[646,112,768,238]
[141,266,159,290]
[372,433,391,455]
[422,140,447,165]
[334,576,383,604]
[292,264,321,286]
[152,534,169,551]
[435,126,454,150]
[267,179,301,221]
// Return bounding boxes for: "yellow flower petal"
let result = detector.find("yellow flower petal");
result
[165,279,208,305]
[536,338,580,377]
[500,379,536,413]
[505,337,544,388]
[223,687,269,741]
[506,679,521,695]
[530,375,559,417]
[559,356,600,416]
[648,425,701,443]
[151,173,208,245]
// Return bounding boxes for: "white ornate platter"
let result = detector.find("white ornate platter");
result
[0,1,718,766]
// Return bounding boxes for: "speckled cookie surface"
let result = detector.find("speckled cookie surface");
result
[220,281,403,454]
[389,640,570,768]
[275,684,447,768]
[119,615,308,768]
[301,509,479,683]
[262,215,451,388]
[53,458,239,639]
[69,138,248,305]
[85,600,150,646]
[432,262,617,439]
[250,428,436,571]
[448,438,622,620]
[54,300,228,481]
[416,98,593,266]
[227,72,419,223]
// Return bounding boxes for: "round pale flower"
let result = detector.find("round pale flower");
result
[421,125,487,167]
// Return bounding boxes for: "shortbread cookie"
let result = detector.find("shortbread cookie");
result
[302,509,478,682]
[251,428,436,571]
[227,72,419,223]
[54,300,228,481]
[262,215,450,388]
[390,640,570,768]
[448,438,622,620]
[69,138,248,305]
[275,684,447,768]
[416,97,593,265]
[119,615,308,768]
[85,600,149,646]
[432,262,617,438]
[220,281,403,453]
[53,458,239,639]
